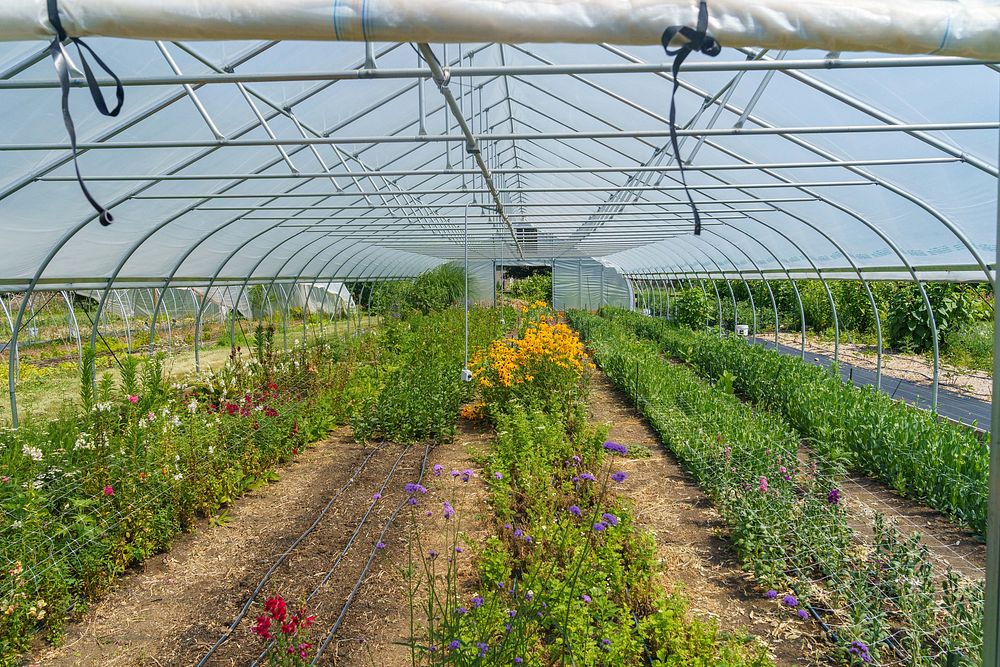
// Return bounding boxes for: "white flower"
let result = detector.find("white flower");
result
[207,445,214,455]
[173,472,184,481]
[171,416,181,427]
[187,399,198,414]
[161,407,171,417]
[254,404,264,412]
[10,520,22,530]
[137,420,147,429]
[21,445,42,462]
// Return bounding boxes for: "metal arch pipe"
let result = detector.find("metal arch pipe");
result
[598,44,995,286]
[60,290,83,369]
[642,238,737,332]
[697,231,762,343]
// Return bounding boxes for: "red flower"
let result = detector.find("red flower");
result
[264,595,287,622]
[252,614,272,640]
[268,382,278,391]
[225,403,238,415]
[301,614,316,630]
[281,616,299,635]
[103,485,114,496]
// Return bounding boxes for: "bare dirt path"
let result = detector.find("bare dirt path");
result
[333,418,494,667]
[587,372,827,666]
[30,427,418,667]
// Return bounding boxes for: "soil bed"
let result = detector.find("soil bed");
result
[587,372,825,666]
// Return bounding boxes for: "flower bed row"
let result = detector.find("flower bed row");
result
[0,326,354,664]
[598,308,989,534]
[567,310,983,666]
[399,306,773,666]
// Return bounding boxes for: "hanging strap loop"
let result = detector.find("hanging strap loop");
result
[47,0,125,226]
[661,0,721,235]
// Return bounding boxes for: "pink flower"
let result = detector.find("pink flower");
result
[127,395,138,404]
[758,476,768,493]
[103,485,114,496]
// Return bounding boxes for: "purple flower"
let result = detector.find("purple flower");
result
[433,464,443,477]
[571,455,581,465]
[372,492,382,501]
[455,546,463,553]
[443,501,455,519]
[475,642,488,657]
[515,657,523,663]
[461,469,474,482]
[450,469,460,477]
[524,535,533,544]
[782,594,798,607]
[581,594,592,603]
[601,513,619,526]
[524,590,534,601]
[508,609,517,618]
[603,441,628,455]
[449,640,460,650]
[593,522,607,532]
[471,596,484,608]
[493,472,503,480]
[579,473,596,482]
[611,471,627,483]
[376,541,386,549]
[797,609,809,620]
[828,488,842,505]
[428,549,438,560]
[601,638,611,646]
[568,505,582,517]
[505,623,512,633]
[848,640,872,663]
[504,523,512,530]
[407,497,418,505]
[404,482,428,495]
[513,528,524,538]
[457,607,468,615]
[764,589,777,600]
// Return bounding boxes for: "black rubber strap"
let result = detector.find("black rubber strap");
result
[47,0,125,226]
[661,1,721,235]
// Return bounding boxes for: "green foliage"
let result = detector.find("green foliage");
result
[0,334,359,663]
[506,273,552,304]
[366,264,471,317]
[887,282,978,352]
[597,308,989,534]
[349,308,502,443]
[568,309,984,665]
[672,288,713,330]
[945,320,994,372]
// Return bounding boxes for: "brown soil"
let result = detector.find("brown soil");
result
[774,332,992,403]
[30,428,425,667]
[587,372,828,666]
[333,418,494,667]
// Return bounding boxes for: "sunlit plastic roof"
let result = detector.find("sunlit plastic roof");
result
[0,35,997,290]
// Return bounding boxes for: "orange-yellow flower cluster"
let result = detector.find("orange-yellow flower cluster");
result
[472,316,587,391]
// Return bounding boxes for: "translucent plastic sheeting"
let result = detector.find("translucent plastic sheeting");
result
[553,259,632,310]
[2,0,1000,59]
[0,37,996,290]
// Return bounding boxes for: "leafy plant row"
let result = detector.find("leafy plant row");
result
[567,310,984,666]
[601,307,990,535]
[348,307,506,443]
[0,327,358,665]
[400,306,772,665]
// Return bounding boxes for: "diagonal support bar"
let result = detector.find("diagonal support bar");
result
[417,42,524,258]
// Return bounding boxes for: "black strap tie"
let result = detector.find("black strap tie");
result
[47,0,125,226]
[661,0,721,235]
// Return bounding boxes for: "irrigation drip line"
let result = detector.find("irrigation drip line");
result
[248,441,421,666]
[195,443,385,666]
[309,441,433,665]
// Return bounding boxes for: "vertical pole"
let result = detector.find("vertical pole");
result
[983,88,1000,666]
[464,202,470,370]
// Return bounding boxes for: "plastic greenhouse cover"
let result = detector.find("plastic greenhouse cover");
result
[3,0,1000,59]
[0,14,996,290]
